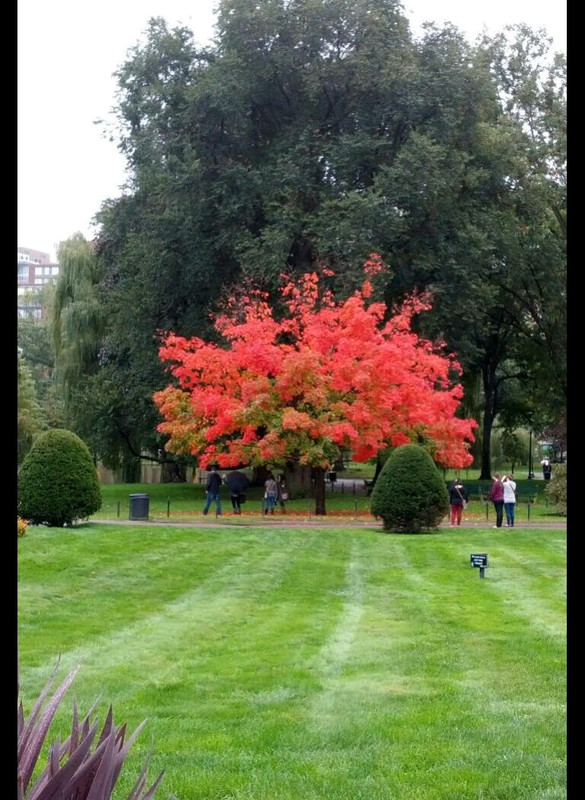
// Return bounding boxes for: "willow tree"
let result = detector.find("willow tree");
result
[49,234,111,469]
[51,233,105,392]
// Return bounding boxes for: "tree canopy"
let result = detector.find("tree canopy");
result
[154,255,477,513]
[47,0,565,481]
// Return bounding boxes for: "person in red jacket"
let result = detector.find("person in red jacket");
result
[448,477,468,527]
[489,473,505,528]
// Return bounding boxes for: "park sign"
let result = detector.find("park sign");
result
[470,553,488,578]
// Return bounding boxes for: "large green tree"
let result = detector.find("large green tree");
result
[82,1,564,480]
[50,233,190,481]
[351,23,566,477]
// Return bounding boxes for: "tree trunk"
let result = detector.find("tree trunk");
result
[312,466,327,515]
[161,460,186,483]
[122,455,141,483]
[479,361,498,480]
[253,465,271,487]
[283,463,313,495]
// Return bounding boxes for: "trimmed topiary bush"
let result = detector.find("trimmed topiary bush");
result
[370,444,449,533]
[18,429,102,527]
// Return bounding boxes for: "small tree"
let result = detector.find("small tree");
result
[18,429,102,527]
[370,444,449,533]
[155,256,477,515]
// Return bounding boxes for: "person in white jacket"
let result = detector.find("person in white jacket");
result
[502,474,517,527]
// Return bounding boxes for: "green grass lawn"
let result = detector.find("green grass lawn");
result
[18,521,566,799]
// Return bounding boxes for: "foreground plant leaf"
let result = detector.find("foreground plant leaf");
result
[17,662,164,800]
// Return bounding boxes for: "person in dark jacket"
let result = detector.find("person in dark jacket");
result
[448,477,468,527]
[277,474,288,513]
[489,473,504,528]
[225,470,250,515]
[203,466,223,516]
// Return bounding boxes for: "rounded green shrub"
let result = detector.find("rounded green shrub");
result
[370,444,449,533]
[18,429,102,527]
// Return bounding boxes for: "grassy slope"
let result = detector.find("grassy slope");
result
[18,523,566,799]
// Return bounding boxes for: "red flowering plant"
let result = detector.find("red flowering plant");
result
[154,254,477,515]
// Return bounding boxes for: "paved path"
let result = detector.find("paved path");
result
[89,516,566,530]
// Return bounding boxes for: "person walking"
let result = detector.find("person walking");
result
[489,473,505,528]
[225,470,250,515]
[277,474,288,513]
[541,458,552,480]
[502,474,517,527]
[264,472,278,515]
[203,465,223,516]
[448,476,468,527]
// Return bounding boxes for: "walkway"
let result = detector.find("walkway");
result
[89,516,566,530]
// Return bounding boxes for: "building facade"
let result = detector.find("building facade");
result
[18,247,61,319]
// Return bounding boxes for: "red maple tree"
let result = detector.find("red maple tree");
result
[154,255,477,514]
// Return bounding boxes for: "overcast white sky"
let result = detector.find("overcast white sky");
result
[18,0,566,262]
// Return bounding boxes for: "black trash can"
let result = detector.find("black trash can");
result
[129,493,150,520]
[328,471,337,483]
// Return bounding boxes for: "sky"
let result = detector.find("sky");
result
[18,1,566,263]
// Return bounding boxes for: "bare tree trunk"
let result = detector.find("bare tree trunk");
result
[161,460,186,483]
[122,455,141,483]
[284,463,313,495]
[479,360,499,480]
[312,466,327,515]
[253,465,271,487]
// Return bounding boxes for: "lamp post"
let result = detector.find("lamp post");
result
[528,429,534,479]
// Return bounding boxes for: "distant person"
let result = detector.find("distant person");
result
[448,477,468,527]
[264,472,278,515]
[225,470,250,515]
[489,473,505,528]
[541,458,552,480]
[277,474,288,513]
[502,474,517,527]
[203,465,223,516]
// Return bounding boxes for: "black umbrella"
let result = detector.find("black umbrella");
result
[225,471,250,493]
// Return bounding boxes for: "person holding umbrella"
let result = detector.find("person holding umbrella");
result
[225,470,250,515]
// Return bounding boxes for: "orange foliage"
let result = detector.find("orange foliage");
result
[154,255,477,470]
